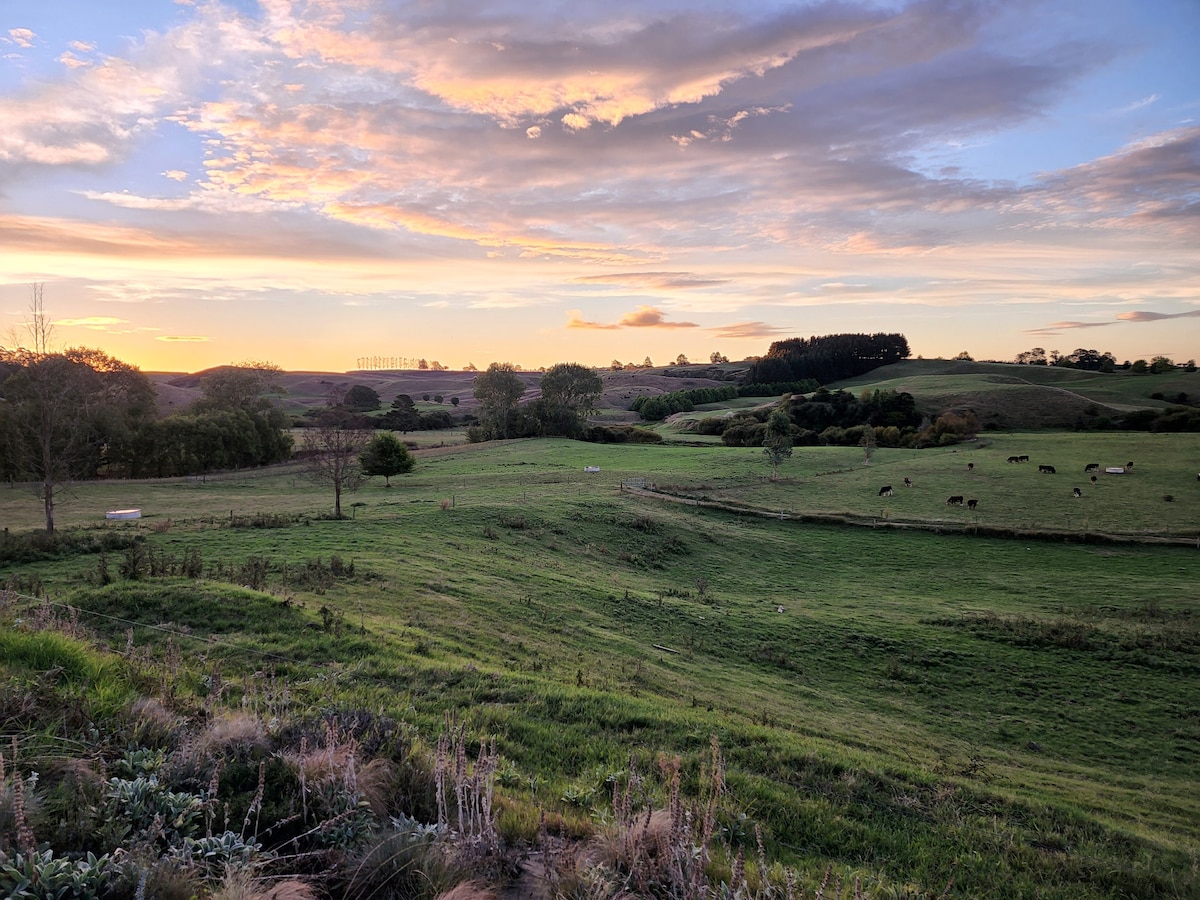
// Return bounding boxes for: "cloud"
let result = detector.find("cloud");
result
[567,305,700,330]
[1117,309,1200,322]
[6,28,35,49]
[710,321,793,340]
[574,272,729,290]
[619,306,698,328]
[566,310,621,330]
[156,335,210,342]
[1028,308,1200,335]
[54,316,128,328]
[162,170,189,182]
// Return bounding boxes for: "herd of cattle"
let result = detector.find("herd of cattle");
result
[876,457,1145,513]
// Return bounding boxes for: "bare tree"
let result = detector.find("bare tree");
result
[301,413,370,517]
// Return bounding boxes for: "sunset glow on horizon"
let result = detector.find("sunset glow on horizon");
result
[2,0,1197,374]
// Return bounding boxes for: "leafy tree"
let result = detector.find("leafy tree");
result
[533,362,603,437]
[450,396,460,407]
[675,353,689,365]
[360,432,414,485]
[611,359,624,370]
[1150,356,1175,374]
[953,350,973,361]
[433,394,443,404]
[1014,347,1048,365]
[0,288,157,531]
[383,394,421,432]
[1131,359,1149,374]
[192,361,292,465]
[473,362,525,439]
[301,414,370,518]
[417,359,429,370]
[464,362,478,371]
[762,409,793,481]
[710,351,729,364]
[344,384,381,411]
[642,356,654,368]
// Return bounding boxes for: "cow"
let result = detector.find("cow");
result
[878,485,893,496]
[1007,455,1020,463]
[1125,461,1134,471]
[1084,463,1099,473]
[967,462,974,472]
[1073,487,1082,498]
[1091,475,1098,485]
[1039,464,1056,474]
[903,477,912,488]
[967,498,978,510]
[946,495,964,506]
[1019,455,1030,462]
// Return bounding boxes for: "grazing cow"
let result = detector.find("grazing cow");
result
[1007,455,1020,463]
[1125,461,1134,471]
[903,477,912,488]
[1038,464,1056,474]
[1084,463,1099,473]
[1073,487,1082,498]
[878,485,894,496]
[1019,455,1030,462]
[946,495,964,506]
[1091,475,1098,485]
[967,498,978,510]
[967,462,974,472]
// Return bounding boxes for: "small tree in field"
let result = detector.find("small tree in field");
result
[302,414,370,517]
[860,423,877,465]
[762,409,793,481]
[360,432,414,486]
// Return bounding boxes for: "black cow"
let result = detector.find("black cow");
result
[903,477,912,488]
[947,495,964,506]
[878,485,893,496]
[1007,455,1020,463]
[1019,455,1030,462]
[967,498,978,510]
[1084,463,1099,473]
[1126,461,1134,471]
[1073,487,1082,498]
[1090,475,1098,485]
[967,462,974,472]
[1039,464,1056,474]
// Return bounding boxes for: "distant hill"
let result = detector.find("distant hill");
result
[145,366,734,420]
[145,359,1196,429]
[831,360,1199,428]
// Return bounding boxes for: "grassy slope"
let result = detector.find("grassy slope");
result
[831,360,1200,428]
[2,436,1198,897]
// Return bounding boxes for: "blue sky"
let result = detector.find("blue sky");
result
[1,0,1197,372]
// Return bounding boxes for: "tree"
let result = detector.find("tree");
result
[384,394,421,432]
[1150,355,1175,374]
[301,415,370,517]
[675,353,689,365]
[0,287,157,531]
[464,362,478,372]
[450,396,460,407]
[360,432,414,485]
[1015,347,1048,366]
[710,351,729,364]
[1131,359,1149,374]
[611,359,624,371]
[344,384,381,411]
[642,356,654,368]
[860,423,877,465]
[473,362,525,439]
[531,362,602,437]
[762,409,793,481]
[953,350,973,361]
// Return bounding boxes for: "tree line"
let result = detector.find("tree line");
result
[744,333,910,385]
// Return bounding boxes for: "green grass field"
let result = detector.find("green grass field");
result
[2,434,1198,897]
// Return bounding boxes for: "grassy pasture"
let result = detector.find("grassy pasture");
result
[833,361,1200,427]
[2,435,1199,896]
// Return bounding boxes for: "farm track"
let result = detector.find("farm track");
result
[621,484,1200,548]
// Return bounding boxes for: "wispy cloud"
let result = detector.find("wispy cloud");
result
[5,28,35,49]
[567,306,699,329]
[711,321,793,340]
[54,316,128,328]
[1117,309,1200,322]
[156,335,210,342]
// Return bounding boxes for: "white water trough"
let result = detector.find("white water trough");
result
[105,508,142,520]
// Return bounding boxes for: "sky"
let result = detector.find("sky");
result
[1,0,1197,373]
